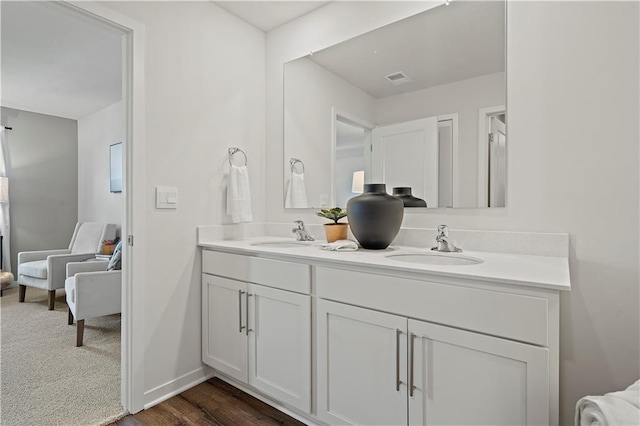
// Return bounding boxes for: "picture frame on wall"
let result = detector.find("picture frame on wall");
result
[110,142,123,193]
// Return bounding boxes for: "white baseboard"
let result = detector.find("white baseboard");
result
[143,367,215,409]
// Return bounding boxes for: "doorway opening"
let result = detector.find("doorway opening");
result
[63,0,146,415]
[1,0,145,422]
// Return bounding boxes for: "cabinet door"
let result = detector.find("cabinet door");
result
[408,319,549,426]
[317,299,408,425]
[248,284,311,413]
[202,275,248,383]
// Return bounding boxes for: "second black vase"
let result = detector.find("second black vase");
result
[347,183,404,250]
[392,187,427,207]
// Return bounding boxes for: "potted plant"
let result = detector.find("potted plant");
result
[316,207,349,243]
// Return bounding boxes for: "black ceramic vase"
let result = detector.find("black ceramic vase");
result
[347,183,404,250]
[392,187,427,207]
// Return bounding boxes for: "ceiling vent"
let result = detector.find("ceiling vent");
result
[385,71,413,86]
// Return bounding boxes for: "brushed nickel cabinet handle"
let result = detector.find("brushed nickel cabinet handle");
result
[396,329,403,391]
[246,292,253,335]
[238,290,246,333]
[409,332,416,397]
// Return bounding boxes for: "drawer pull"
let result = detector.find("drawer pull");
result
[396,329,403,391]
[238,290,245,333]
[246,292,253,335]
[409,332,416,397]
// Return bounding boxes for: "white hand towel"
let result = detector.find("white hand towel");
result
[320,239,359,252]
[575,380,640,426]
[285,172,308,208]
[226,165,253,223]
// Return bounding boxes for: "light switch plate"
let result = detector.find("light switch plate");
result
[156,186,178,209]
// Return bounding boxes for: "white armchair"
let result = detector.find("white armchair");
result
[17,222,116,310]
[65,261,121,347]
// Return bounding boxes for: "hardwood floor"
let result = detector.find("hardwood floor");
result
[112,378,306,426]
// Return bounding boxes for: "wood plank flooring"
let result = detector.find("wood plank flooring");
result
[112,377,306,426]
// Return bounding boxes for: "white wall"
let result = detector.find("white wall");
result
[376,72,505,207]
[284,57,374,208]
[0,107,78,274]
[78,101,124,234]
[100,1,265,404]
[266,2,639,425]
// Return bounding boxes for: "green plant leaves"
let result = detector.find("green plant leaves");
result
[316,207,347,224]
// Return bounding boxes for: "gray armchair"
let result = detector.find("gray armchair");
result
[17,222,116,310]
[65,260,121,346]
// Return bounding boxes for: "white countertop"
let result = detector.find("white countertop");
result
[198,237,571,292]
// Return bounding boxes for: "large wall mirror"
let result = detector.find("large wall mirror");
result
[284,0,506,209]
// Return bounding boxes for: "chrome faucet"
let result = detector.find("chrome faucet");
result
[292,220,314,241]
[431,225,462,253]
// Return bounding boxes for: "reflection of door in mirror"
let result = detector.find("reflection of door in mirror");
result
[371,117,438,207]
[334,115,372,208]
[437,115,460,209]
[478,106,506,207]
[489,115,506,207]
[438,120,453,208]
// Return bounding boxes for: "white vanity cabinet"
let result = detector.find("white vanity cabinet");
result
[201,250,312,413]
[316,266,558,426]
[199,240,567,426]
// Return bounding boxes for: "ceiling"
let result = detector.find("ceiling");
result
[214,1,330,32]
[307,1,505,99]
[1,2,123,120]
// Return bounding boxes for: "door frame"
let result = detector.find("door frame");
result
[477,105,505,208]
[437,113,459,208]
[62,1,146,413]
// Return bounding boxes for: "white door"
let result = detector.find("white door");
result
[202,275,248,383]
[317,299,408,425]
[408,319,549,426]
[371,117,439,207]
[489,116,506,207]
[248,284,311,413]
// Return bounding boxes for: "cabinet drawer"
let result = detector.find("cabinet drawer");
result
[316,266,548,346]
[203,250,310,294]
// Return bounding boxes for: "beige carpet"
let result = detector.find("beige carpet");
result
[0,286,124,425]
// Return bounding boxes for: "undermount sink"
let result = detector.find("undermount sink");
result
[250,241,312,248]
[386,252,483,266]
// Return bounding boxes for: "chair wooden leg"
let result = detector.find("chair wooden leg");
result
[48,290,55,310]
[68,308,74,325]
[76,320,84,347]
[19,285,26,302]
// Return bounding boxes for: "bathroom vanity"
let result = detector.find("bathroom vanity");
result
[199,236,570,426]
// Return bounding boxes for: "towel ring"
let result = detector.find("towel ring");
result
[290,158,305,173]
[228,147,247,166]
